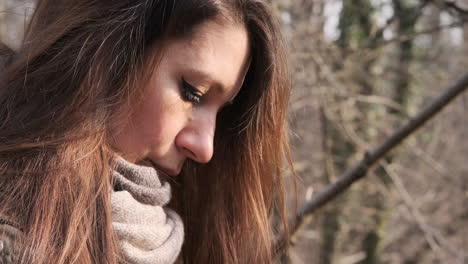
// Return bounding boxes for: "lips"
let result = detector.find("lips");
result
[147,159,179,177]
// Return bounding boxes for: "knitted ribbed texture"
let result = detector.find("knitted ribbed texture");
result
[112,157,184,264]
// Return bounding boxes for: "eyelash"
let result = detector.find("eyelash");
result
[181,78,202,104]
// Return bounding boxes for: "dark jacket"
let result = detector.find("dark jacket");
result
[0,45,21,264]
[0,43,15,70]
[0,219,22,264]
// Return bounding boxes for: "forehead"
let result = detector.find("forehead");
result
[162,20,250,93]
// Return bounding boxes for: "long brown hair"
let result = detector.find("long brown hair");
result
[0,0,292,263]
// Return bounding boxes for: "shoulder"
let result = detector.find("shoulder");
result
[0,221,23,264]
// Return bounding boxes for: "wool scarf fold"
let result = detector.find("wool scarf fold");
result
[111,157,184,264]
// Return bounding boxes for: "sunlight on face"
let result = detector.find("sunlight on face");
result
[111,20,250,177]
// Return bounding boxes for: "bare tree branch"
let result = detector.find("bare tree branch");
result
[373,19,467,48]
[381,162,464,263]
[285,71,468,243]
[425,0,468,16]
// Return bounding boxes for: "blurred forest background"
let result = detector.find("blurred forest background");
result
[1,0,467,263]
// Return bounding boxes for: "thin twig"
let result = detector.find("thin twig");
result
[426,0,468,16]
[380,162,446,262]
[284,71,468,243]
[373,19,467,48]
[383,162,464,263]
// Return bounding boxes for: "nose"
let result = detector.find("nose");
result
[176,115,215,164]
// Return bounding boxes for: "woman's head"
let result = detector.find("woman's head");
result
[110,19,251,175]
[0,0,291,263]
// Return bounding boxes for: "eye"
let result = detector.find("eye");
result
[180,78,203,104]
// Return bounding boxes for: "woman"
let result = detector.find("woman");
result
[0,0,292,263]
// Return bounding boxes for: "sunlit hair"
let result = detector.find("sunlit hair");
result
[0,0,292,263]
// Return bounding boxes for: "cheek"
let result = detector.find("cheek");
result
[108,99,165,158]
[130,88,188,157]
[110,62,189,160]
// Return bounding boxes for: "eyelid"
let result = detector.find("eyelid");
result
[181,77,237,110]
[182,78,204,94]
[181,78,203,104]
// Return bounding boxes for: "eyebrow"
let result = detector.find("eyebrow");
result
[185,62,250,108]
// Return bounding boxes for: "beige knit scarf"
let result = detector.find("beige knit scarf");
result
[112,157,184,264]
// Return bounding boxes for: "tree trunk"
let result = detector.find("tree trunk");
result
[320,1,380,263]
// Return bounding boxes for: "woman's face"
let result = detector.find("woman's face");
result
[111,20,250,176]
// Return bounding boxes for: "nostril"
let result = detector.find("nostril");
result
[183,147,197,160]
